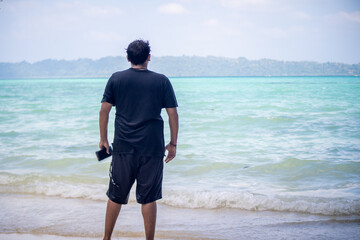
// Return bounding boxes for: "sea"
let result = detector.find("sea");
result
[0,76,360,239]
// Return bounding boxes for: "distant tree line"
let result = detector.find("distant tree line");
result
[0,56,359,79]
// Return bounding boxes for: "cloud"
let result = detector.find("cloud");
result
[88,31,122,41]
[158,3,186,14]
[82,6,122,17]
[261,27,287,38]
[221,0,272,9]
[338,11,360,23]
[56,1,122,17]
[1,0,360,63]
[292,11,312,20]
[204,18,219,27]
[260,25,304,39]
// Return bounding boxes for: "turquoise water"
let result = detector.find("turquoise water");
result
[0,76,360,217]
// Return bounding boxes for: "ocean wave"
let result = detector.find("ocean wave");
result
[1,173,359,216]
[0,173,108,201]
[161,190,360,216]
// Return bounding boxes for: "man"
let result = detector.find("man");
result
[99,39,178,240]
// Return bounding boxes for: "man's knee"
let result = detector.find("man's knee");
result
[108,198,122,208]
[142,201,157,206]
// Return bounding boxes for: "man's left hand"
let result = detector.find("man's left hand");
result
[165,143,176,163]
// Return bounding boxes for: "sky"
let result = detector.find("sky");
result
[0,0,359,64]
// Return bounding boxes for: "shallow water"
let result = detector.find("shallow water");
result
[0,76,360,238]
[1,193,360,239]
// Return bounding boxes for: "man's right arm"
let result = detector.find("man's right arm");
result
[165,107,179,163]
[99,102,113,154]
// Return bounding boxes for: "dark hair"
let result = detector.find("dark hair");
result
[126,40,151,65]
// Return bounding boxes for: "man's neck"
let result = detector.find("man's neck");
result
[131,63,148,70]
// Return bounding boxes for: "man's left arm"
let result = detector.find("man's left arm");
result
[165,107,179,163]
[99,102,113,154]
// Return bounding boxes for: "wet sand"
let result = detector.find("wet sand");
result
[1,193,360,239]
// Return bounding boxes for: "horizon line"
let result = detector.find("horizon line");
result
[1,55,359,65]
[1,75,359,80]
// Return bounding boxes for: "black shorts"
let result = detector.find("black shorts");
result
[106,152,164,204]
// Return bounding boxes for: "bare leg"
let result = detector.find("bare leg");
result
[104,199,122,240]
[141,201,157,240]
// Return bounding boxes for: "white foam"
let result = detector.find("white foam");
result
[0,173,108,202]
[160,190,360,216]
[1,181,107,202]
[1,173,359,216]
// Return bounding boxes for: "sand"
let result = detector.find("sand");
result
[1,193,359,239]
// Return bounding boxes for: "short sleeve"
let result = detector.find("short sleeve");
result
[162,77,178,108]
[101,75,115,105]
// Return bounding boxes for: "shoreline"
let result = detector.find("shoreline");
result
[1,193,360,240]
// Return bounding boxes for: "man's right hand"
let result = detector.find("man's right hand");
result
[99,102,112,155]
[99,139,110,154]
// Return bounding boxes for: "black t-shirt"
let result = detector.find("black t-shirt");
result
[101,68,178,156]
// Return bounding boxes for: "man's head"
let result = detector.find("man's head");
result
[126,40,151,65]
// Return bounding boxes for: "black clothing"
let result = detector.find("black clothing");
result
[101,68,178,156]
[107,151,163,204]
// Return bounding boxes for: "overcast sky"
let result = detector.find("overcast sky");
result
[0,0,359,63]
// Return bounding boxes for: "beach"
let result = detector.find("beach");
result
[2,193,360,240]
[1,76,359,239]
